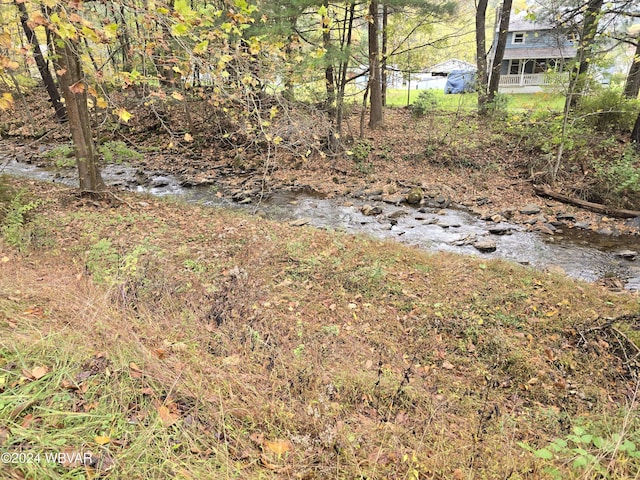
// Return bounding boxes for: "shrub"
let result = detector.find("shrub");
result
[0,188,41,250]
[594,145,640,195]
[519,424,640,479]
[410,90,439,116]
[43,144,75,168]
[488,93,508,115]
[347,140,373,162]
[98,141,143,164]
[577,88,639,132]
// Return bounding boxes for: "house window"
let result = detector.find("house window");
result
[509,60,521,75]
[513,32,525,44]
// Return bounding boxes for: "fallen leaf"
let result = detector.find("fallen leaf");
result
[544,348,556,362]
[23,306,44,317]
[129,362,142,373]
[31,365,49,379]
[20,414,34,428]
[61,379,79,390]
[264,439,292,455]
[94,435,111,445]
[441,361,454,370]
[0,427,9,445]
[151,348,168,359]
[157,405,180,427]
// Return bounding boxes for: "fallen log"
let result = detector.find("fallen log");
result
[533,184,640,219]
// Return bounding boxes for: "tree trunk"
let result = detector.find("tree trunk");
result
[632,111,640,150]
[322,0,335,111]
[623,39,640,99]
[336,2,356,137]
[534,184,640,218]
[14,0,67,123]
[475,0,489,115]
[368,0,383,129]
[118,4,132,72]
[381,4,388,107]
[566,0,603,109]
[487,0,512,104]
[54,40,105,193]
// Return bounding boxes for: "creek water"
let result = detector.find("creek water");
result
[2,157,639,291]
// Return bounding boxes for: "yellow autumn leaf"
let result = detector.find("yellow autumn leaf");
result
[193,40,209,54]
[94,435,111,445]
[1,57,20,71]
[96,97,108,109]
[69,81,85,94]
[273,136,283,145]
[171,91,184,101]
[264,439,292,455]
[0,92,13,111]
[116,108,132,123]
[104,23,119,39]
[184,133,193,142]
[0,33,11,49]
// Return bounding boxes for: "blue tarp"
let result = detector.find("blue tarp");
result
[444,70,477,94]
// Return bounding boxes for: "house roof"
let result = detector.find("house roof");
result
[502,46,577,59]
[508,13,552,32]
[428,59,477,74]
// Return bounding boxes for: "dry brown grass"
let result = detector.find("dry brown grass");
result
[0,177,639,479]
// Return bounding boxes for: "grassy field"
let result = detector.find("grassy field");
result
[0,176,639,479]
[384,88,566,112]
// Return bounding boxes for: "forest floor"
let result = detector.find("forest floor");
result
[1,91,640,478]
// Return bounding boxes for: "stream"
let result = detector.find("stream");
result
[2,156,639,291]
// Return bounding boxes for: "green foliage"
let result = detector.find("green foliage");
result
[594,145,640,195]
[346,140,374,173]
[504,111,588,156]
[0,189,41,250]
[519,425,640,479]
[488,93,508,115]
[410,90,439,116]
[86,239,154,285]
[98,141,143,164]
[347,140,373,162]
[577,88,639,132]
[43,144,75,169]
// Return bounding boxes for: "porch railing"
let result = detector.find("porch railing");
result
[498,73,568,87]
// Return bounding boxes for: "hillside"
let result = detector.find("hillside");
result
[0,176,639,479]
